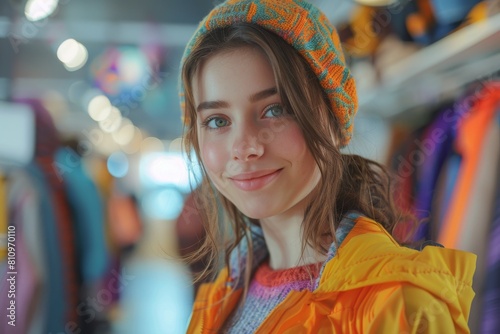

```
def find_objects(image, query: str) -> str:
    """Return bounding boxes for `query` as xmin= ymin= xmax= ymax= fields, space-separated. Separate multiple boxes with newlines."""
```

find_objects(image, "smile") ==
xmin=229 ymin=168 xmax=283 ymax=191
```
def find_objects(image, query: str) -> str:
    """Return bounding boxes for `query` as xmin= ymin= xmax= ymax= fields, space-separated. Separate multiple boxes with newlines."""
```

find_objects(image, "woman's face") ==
xmin=192 ymin=46 xmax=321 ymax=219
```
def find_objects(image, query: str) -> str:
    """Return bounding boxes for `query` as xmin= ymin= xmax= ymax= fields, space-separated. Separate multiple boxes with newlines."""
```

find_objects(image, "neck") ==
xmin=259 ymin=203 xmax=326 ymax=270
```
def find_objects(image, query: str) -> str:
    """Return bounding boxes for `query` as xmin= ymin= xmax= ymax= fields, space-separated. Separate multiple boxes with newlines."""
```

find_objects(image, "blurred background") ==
xmin=0 ymin=0 xmax=499 ymax=333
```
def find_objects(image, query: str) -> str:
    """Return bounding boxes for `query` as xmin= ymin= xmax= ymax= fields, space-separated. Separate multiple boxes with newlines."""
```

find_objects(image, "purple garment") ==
xmin=413 ymin=101 xmax=467 ymax=241
xmin=1 ymin=216 xmax=37 ymax=334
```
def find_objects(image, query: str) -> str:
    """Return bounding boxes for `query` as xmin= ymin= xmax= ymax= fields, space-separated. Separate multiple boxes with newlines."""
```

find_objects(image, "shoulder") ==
xmin=316 ymin=216 xmax=476 ymax=332
xmin=320 ymin=216 xmax=476 ymax=289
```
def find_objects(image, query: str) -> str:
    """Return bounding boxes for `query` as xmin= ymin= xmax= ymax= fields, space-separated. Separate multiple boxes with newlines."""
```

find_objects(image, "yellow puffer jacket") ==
xmin=187 ymin=217 xmax=476 ymax=333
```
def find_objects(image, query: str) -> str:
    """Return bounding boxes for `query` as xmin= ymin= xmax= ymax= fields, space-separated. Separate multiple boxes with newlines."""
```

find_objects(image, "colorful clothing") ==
xmin=187 ymin=215 xmax=476 ymax=333
xmin=225 ymin=214 xmax=356 ymax=333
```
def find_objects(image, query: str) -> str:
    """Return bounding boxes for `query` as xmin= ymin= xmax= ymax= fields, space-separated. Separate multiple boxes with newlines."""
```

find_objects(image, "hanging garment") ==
xmin=480 ymin=110 xmax=500 ymax=334
xmin=390 ymin=132 xmax=420 ymax=243
xmin=15 ymin=98 xmax=80 ymax=332
xmin=54 ymin=147 xmax=110 ymax=284
xmin=458 ymin=109 xmax=500 ymax=333
xmin=9 ymin=169 xmax=48 ymax=333
xmin=24 ymin=163 xmax=67 ymax=332
xmin=412 ymin=101 xmax=464 ymax=240
xmin=431 ymin=153 xmax=462 ymax=239
xmin=0 ymin=225 xmax=37 ymax=334
xmin=439 ymin=83 xmax=500 ymax=247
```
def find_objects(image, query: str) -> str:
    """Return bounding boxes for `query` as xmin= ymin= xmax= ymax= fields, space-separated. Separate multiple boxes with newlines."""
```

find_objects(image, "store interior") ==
xmin=1 ymin=0 xmax=499 ymax=333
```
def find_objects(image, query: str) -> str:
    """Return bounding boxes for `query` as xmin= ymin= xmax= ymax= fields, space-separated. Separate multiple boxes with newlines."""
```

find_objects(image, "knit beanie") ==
xmin=180 ymin=0 xmax=358 ymax=147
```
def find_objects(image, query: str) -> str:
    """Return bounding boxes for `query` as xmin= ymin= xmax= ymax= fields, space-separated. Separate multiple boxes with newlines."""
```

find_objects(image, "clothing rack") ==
xmin=358 ymin=13 xmax=500 ymax=119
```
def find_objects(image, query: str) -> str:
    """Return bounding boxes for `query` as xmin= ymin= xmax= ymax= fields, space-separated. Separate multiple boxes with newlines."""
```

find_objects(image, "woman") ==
xmin=179 ymin=0 xmax=476 ymax=332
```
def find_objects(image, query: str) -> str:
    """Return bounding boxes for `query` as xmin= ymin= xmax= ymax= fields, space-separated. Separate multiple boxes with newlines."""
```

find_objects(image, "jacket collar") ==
xmin=227 ymin=211 xmax=362 ymax=289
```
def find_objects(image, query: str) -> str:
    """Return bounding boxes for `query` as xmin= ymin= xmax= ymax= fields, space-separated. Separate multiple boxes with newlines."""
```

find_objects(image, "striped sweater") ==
xmin=224 ymin=212 xmax=358 ymax=333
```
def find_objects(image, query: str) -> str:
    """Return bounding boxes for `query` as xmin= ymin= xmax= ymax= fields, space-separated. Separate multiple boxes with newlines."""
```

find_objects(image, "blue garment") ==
xmin=436 ymin=153 xmax=462 ymax=234
xmin=25 ymin=163 xmax=66 ymax=333
xmin=55 ymin=148 xmax=109 ymax=283
xmin=431 ymin=0 xmax=482 ymax=25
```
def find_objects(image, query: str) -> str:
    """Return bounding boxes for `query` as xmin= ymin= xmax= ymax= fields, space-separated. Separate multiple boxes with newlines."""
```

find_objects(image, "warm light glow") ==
xmin=112 ymin=118 xmax=135 ymax=146
xmin=88 ymin=95 xmax=112 ymax=121
xmin=98 ymin=106 xmax=122 ymax=133
xmin=168 ymin=137 xmax=183 ymax=152
xmin=140 ymin=137 xmax=165 ymax=153
xmin=122 ymin=127 xmax=143 ymax=154
xmin=25 ymin=0 xmax=58 ymax=22
xmin=94 ymin=132 xmax=120 ymax=156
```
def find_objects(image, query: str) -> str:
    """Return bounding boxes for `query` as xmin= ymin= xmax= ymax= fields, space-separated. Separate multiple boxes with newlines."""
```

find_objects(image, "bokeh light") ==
xmin=98 ymin=106 xmax=122 ymax=133
xmin=57 ymin=39 xmax=88 ymax=71
xmin=87 ymin=95 xmax=112 ymax=121
xmin=122 ymin=126 xmax=143 ymax=155
xmin=107 ymin=152 xmax=129 ymax=178
xmin=112 ymin=118 xmax=135 ymax=146
xmin=141 ymin=188 xmax=184 ymax=220
xmin=140 ymin=137 xmax=165 ymax=153
xmin=139 ymin=152 xmax=202 ymax=193
xmin=25 ymin=0 xmax=59 ymax=22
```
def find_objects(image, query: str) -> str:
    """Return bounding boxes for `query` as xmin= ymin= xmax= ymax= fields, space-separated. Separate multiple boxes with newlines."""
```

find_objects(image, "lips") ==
xmin=229 ymin=168 xmax=283 ymax=191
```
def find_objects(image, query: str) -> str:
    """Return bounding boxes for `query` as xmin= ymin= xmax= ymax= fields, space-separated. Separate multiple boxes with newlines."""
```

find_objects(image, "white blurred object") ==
xmin=57 ymin=38 xmax=89 ymax=71
xmin=112 ymin=260 xmax=193 ymax=334
xmin=25 ymin=0 xmax=59 ymax=22
xmin=0 ymin=102 xmax=35 ymax=165
xmin=88 ymin=94 xmax=112 ymax=121
xmin=139 ymin=152 xmax=202 ymax=193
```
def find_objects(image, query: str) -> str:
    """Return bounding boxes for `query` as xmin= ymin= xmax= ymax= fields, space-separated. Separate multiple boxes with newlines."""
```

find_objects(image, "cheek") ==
xmin=200 ymin=140 xmax=227 ymax=175
xmin=274 ymin=124 xmax=309 ymax=157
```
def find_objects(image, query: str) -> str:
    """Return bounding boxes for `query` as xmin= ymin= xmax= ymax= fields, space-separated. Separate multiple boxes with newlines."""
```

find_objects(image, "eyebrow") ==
xmin=196 ymin=100 xmax=229 ymax=112
xmin=196 ymin=87 xmax=278 ymax=112
xmin=249 ymin=87 xmax=278 ymax=102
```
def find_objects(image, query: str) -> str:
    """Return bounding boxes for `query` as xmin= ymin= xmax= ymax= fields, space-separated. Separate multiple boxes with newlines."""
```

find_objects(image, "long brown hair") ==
xmin=181 ymin=23 xmax=414 ymax=294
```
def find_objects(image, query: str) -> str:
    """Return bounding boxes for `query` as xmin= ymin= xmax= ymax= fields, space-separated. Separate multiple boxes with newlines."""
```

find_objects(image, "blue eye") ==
xmin=202 ymin=117 xmax=229 ymax=130
xmin=264 ymin=104 xmax=285 ymax=118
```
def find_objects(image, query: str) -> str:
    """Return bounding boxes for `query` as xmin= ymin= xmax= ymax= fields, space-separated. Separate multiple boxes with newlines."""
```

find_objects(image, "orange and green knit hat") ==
xmin=180 ymin=0 xmax=358 ymax=146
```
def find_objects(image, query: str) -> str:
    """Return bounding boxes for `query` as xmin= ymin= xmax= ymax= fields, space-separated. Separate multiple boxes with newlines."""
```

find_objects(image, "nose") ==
xmin=232 ymin=124 xmax=264 ymax=161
